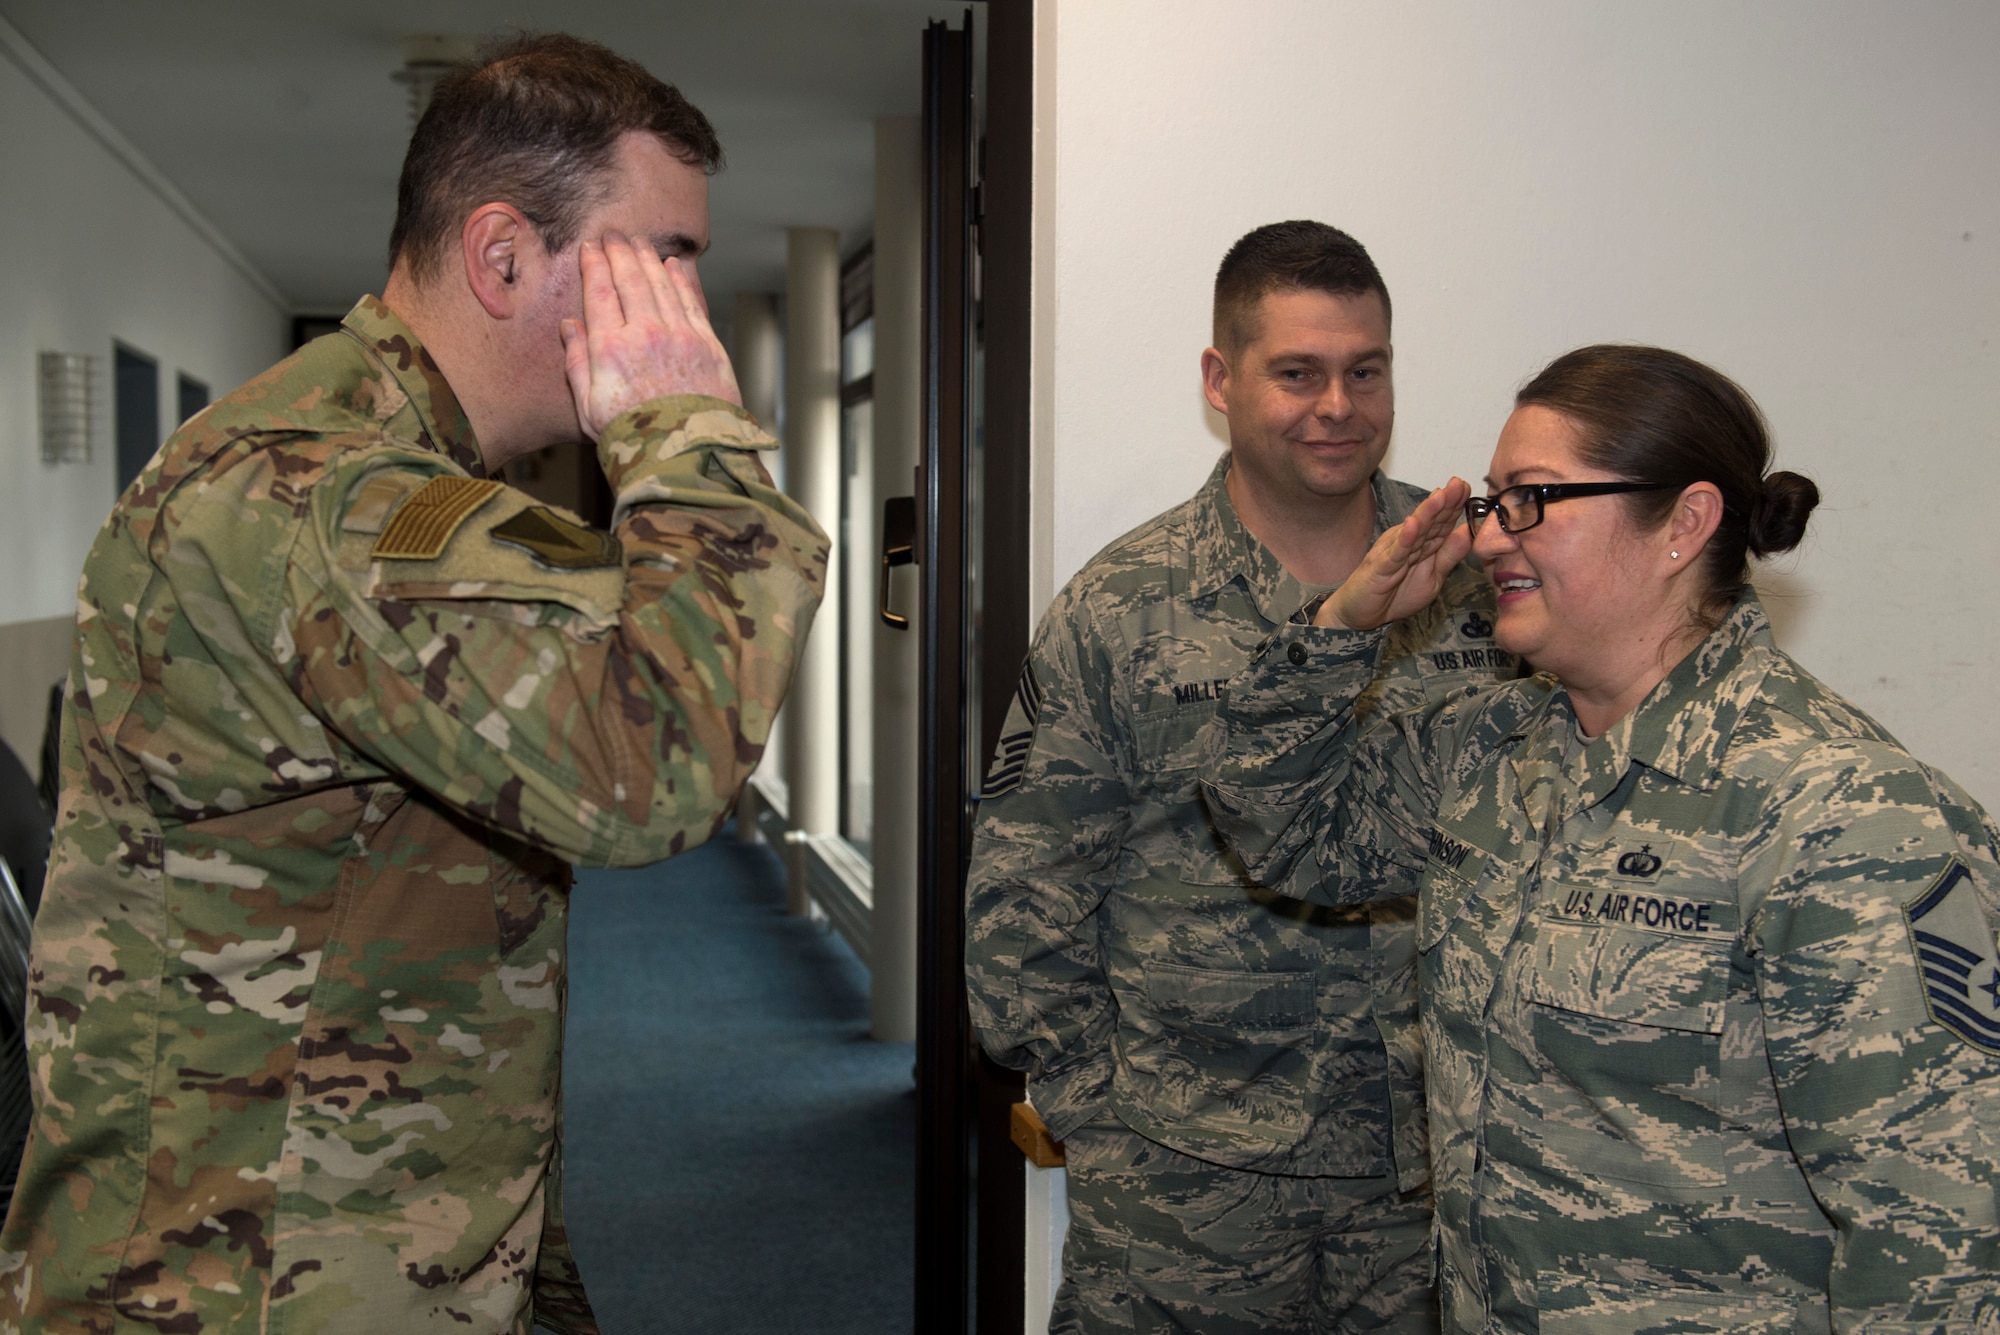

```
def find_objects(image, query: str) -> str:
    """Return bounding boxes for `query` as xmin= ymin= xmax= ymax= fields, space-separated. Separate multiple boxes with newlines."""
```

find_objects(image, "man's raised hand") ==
xmin=1315 ymin=478 xmax=1474 ymax=631
xmin=560 ymin=231 xmax=743 ymax=442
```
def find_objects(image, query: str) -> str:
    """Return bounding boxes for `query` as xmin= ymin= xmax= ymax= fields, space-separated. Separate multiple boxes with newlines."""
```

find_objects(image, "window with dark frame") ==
xmin=177 ymin=373 xmax=209 ymax=425
xmin=113 ymin=342 xmax=159 ymax=496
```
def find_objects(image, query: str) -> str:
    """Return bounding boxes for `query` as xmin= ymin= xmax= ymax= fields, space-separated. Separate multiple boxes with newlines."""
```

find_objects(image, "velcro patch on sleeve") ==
xmin=340 ymin=474 xmax=420 ymax=535
xmin=1905 ymin=860 xmax=2000 ymax=1055
xmin=490 ymin=506 xmax=623 ymax=570
xmin=371 ymin=476 xmax=504 ymax=560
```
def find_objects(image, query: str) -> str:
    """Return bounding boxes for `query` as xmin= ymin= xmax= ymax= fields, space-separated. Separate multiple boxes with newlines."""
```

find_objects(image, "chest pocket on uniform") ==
xmin=1134 ymin=699 xmax=1253 ymax=888
xmin=1524 ymin=914 xmax=1728 ymax=1034
xmin=1414 ymin=653 xmax=1508 ymax=706
xmin=1519 ymin=910 xmax=1733 ymax=1188
xmin=1395 ymin=600 xmax=1514 ymax=705
xmin=1128 ymin=960 xmax=1318 ymax=1141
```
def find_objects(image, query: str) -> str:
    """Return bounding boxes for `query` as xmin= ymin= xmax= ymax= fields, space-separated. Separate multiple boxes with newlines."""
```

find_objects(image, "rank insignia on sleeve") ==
xmin=371 ymin=475 xmax=503 ymax=560
xmin=490 ymin=506 xmax=624 ymax=570
xmin=980 ymin=661 xmax=1042 ymax=800
xmin=1904 ymin=860 xmax=2000 ymax=1055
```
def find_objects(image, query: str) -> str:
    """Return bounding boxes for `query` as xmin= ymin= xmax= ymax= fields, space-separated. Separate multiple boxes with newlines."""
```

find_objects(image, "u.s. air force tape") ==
xmin=1905 ymin=859 xmax=2000 ymax=1055
xmin=371 ymin=476 xmax=503 ymax=560
xmin=981 ymin=661 xmax=1043 ymax=800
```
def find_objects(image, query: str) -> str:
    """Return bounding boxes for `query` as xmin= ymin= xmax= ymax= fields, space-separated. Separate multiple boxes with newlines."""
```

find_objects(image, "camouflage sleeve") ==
xmin=283 ymin=393 xmax=828 ymax=867
xmin=1201 ymin=624 xmax=1446 ymax=905
xmin=964 ymin=592 xmax=1132 ymax=1139
xmin=1744 ymin=739 xmax=2000 ymax=1329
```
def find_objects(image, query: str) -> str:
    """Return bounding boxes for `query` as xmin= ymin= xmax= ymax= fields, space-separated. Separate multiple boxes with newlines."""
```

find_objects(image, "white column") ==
xmin=731 ymin=293 xmax=782 ymax=844
xmin=733 ymin=292 xmax=783 ymax=460
xmin=869 ymin=116 xmax=921 ymax=1042
xmin=782 ymin=228 xmax=842 ymax=915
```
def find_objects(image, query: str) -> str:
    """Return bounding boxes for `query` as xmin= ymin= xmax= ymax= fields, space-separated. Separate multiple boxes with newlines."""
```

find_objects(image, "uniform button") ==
xmin=1287 ymin=642 xmax=1308 ymax=665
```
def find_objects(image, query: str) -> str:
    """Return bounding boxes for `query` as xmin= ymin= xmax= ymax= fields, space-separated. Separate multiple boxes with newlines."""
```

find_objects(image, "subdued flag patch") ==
xmin=371 ymin=476 xmax=504 ymax=560
xmin=1905 ymin=860 xmax=2000 ymax=1055
xmin=981 ymin=661 xmax=1043 ymax=800
xmin=490 ymin=507 xmax=624 ymax=570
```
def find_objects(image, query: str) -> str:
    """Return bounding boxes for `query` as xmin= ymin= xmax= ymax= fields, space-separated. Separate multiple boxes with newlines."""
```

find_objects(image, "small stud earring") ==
xmin=1670 ymin=550 xmax=1679 ymax=559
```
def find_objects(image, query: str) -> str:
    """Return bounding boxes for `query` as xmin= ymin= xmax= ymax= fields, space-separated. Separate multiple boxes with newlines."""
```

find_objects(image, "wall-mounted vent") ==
xmin=38 ymin=352 xmax=95 ymax=464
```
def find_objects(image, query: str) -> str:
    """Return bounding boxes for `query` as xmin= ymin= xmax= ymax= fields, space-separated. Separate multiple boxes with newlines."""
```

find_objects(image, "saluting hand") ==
xmin=560 ymin=231 xmax=743 ymax=441
xmin=1316 ymin=478 xmax=1473 ymax=631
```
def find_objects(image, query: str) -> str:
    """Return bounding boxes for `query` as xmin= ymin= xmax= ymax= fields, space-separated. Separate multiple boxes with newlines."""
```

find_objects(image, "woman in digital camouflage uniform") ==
xmin=1203 ymin=344 xmax=2000 ymax=1335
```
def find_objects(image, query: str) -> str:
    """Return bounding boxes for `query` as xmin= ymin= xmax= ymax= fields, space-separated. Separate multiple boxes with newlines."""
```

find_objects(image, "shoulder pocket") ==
xmin=355 ymin=488 xmax=625 ymax=631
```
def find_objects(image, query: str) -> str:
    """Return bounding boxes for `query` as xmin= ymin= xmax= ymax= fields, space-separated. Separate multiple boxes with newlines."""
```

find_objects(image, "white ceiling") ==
xmin=0 ymin=0 xmax=966 ymax=312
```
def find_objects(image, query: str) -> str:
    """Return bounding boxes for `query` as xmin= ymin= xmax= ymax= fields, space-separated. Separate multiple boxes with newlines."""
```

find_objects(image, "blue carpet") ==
xmin=558 ymin=834 xmax=915 ymax=1333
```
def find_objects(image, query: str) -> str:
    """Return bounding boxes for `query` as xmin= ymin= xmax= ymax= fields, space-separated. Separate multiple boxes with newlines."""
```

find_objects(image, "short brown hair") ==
xmin=1517 ymin=344 xmax=1820 ymax=629
xmin=1213 ymin=221 xmax=1391 ymax=354
xmin=388 ymin=32 xmax=723 ymax=283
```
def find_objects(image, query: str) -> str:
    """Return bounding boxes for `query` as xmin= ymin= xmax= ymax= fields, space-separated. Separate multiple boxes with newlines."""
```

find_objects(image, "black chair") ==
xmin=0 ymin=733 xmax=48 ymax=1219
xmin=0 ymin=736 xmax=48 ymax=916
xmin=0 ymin=858 xmax=29 ymax=1215
xmin=35 ymin=682 xmax=60 ymax=839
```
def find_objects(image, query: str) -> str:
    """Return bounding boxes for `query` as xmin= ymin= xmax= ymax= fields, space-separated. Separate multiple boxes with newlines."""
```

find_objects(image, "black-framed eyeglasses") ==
xmin=1464 ymin=481 xmax=1678 ymax=534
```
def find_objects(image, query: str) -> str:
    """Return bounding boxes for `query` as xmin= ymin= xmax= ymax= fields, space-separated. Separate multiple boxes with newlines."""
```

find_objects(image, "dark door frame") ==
xmin=974 ymin=2 xmax=1035 ymax=1333
xmin=915 ymin=15 xmax=977 ymax=1331
xmin=915 ymin=3 xmax=1036 ymax=1329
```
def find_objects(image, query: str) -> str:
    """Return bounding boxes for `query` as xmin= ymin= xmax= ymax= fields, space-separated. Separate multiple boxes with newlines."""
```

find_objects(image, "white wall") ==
xmin=0 ymin=20 xmax=289 ymax=628
xmin=1033 ymin=0 xmax=2000 ymax=808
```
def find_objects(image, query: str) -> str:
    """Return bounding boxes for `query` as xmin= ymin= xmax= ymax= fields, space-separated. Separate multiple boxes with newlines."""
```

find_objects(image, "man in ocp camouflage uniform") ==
xmin=0 ymin=34 xmax=826 ymax=1335
xmin=965 ymin=222 xmax=1510 ymax=1332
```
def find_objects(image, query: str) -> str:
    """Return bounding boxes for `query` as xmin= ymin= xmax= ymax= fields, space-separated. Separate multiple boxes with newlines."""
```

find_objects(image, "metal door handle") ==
xmin=880 ymin=494 xmax=916 ymax=629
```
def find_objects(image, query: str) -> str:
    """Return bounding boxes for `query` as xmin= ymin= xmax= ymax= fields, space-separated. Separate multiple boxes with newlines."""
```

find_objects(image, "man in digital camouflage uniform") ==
xmin=965 ymin=222 xmax=1510 ymax=1332
xmin=0 ymin=35 xmax=826 ymax=1335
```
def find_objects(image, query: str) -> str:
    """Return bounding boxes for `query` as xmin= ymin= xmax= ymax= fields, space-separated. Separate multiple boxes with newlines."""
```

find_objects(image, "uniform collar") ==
xmin=1544 ymin=593 xmax=1776 ymax=807
xmin=1188 ymin=455 xmax=1400 ymax=623
xmin=340 ymin=295 xmax=489 ymax=479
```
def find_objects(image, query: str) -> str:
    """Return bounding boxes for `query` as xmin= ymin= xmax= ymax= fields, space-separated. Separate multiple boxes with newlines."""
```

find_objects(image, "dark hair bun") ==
xmin=1748 ymin=470 xmax=1819 ymax=556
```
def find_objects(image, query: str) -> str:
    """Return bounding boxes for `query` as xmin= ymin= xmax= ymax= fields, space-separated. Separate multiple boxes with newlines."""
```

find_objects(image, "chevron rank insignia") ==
xmin=1905 ymin=860 xmax=2000 ymax=1055
xmin=371 ymin=476 xmax=503 ymax=560
xmin=490 ymin=506 xmax=624 ymax=570
xmin=981 ymin=661 xmax=1043 ymax=800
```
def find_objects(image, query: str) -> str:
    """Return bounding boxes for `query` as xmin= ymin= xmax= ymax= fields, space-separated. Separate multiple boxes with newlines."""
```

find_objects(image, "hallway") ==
xmin=561 ymin=832 xmax=916 ymax=1333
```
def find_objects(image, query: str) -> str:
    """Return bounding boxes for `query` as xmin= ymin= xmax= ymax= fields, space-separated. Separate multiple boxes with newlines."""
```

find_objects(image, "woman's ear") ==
xmin=1667 ymin=481 xmax=1725 ymax=566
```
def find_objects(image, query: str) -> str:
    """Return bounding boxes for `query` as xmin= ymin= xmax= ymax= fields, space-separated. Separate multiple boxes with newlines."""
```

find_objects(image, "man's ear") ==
xmin=462 ymin=203 xmax=533 ymax=319
xmin=1201 ymin=346 xmax=1233 ymax=416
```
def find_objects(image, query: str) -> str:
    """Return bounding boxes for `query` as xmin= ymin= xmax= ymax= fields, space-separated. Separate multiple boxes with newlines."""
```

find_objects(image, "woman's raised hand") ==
xmin=1315 ymin=478 xmax=1473 ymax=631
